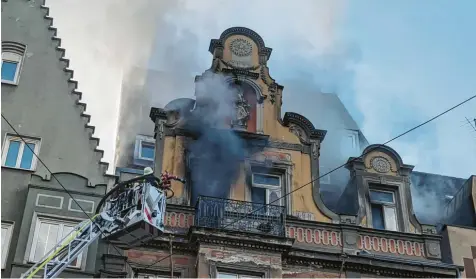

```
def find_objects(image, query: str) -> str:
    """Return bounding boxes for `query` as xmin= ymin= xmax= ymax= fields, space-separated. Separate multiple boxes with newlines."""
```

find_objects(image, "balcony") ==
xmin=194 ymin=196 xmax=286 ymax=237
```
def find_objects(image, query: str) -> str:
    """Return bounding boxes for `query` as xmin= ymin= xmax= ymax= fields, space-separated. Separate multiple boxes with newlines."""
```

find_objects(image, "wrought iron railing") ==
xmin=194 ymin=196 xmax=286 ymax=237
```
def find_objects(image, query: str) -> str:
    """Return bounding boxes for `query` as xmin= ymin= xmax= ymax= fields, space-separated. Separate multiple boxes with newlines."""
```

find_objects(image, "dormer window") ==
xmin=369 ymin=189 xmax=398 ymax=231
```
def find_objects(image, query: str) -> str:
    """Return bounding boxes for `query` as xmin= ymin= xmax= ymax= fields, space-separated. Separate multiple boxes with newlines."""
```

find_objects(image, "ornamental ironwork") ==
xmin=195 ymin=196 xmax=286 ymax=237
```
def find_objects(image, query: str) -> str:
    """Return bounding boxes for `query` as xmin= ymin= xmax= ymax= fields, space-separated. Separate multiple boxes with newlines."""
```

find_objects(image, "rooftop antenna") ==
xmin=465 ymin=117 xmax=476 ymax=133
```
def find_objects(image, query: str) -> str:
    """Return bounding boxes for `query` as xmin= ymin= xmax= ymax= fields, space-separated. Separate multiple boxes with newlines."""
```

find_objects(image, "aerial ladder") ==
xmin=20 ymin=167 xmax=185 ymax=279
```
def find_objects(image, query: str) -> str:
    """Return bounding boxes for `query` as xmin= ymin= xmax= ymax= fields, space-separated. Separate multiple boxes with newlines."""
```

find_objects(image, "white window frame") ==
xmin=139 ymin=140 xmax=155 ymax=161
xmin=1 ymin=134 xmax=41 ymax=171
xmin=369 ymin=189 xmax=399 ymax=231
xmin=251 ymin=173 xmax=283 ymax=206
xmin=217 ymin=271 xmax=262 ymax=278
xmin=345 ymin=129 xmax=360 ymax=155
xmin=1 ymin=222 xmax=14 ymax=269
xmin=2 ymin=51 xmax=24 ymax=85
xmin=28 ymin=216 xmax=84 ymax=269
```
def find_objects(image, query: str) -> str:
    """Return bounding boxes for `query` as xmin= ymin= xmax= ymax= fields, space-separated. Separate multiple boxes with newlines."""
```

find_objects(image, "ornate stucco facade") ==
xmin=100 ymin=27 xmax=465 ymax=278
xmin=3 ymin=1 xmax=475 ymax=277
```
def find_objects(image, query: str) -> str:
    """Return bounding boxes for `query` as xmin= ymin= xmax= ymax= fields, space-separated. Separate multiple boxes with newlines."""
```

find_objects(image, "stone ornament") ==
xmin=289 ymin=124 xmax=307 ymax=143
xmin=370 ymin=156 xmax=391 ymax=173
xmin=231 ymin=88 xmax=251 ymax=130
xmin=230 ymin=38 xmax=253 ymax=57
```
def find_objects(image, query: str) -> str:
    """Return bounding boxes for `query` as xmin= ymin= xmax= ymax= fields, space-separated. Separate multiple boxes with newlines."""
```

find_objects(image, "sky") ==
xmin=46 ymin=0 xmax=476 ymax=179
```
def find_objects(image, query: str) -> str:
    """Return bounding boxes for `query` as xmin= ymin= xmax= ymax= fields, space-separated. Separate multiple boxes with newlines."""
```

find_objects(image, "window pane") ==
xmin=1 ymin=61 xmax=18 ymax=81
xmin=384 ymin=206 xmax=398 ymax=231
xmin=251 ymin=187 xmax=266 ymax=204
xmin=20 ymin=143 xmax=35 ymax=169
xmin=268 ymin=189 xmax=281 ymax=206
xmin=218 ymin=273 xmax=238 ymax=279
xmin=371 ymin=204 xmax=385 ymax=230
xmin=253 ymin=174 xmax=280 ymax=186
xmin=5 ymin=140 xmax=20 ymax=167
xmin=141 ymin=142 xmax=155 ymax=159
xmin=369 ymin=190 xmax=394 ymax=203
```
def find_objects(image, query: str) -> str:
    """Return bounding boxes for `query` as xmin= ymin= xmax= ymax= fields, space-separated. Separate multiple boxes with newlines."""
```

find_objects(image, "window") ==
xmin=29 ymin=216 xmax=83 ymax=268
xmin=1 ymin=222 xmax=14 ymax=269
xmin=1 ymin=135 xmax=40 ymax=170
xmin=251 ymin=173 xmax=282 ymax=207
xmin=343 ymin=129 xmax=359 ymax=157
xmin=136 ymin=270 xmax=179 ymax=278
xmin=217 ymin=271 xmax=262 ymax=278
xmin=135 ymin=135 xmax=155 ymax=164
xmin=139 ymin=141 xmax=155 ymax=160
xmin=369 ymin=189 xmax=398 ymax=231
xmin=1 ymin=41 xmax=26 ymax=85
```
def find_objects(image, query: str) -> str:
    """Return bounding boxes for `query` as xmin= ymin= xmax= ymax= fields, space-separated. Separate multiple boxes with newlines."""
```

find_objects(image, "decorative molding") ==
xmin=283 ymin=112 xmax=327 ymax=141
xmin=291 ymin=212 xmax=316 ymax=221
xmin=221 ymin=59 xmax=260 ymax=71
xmin=35 ymin=194 xmax=64 ymax=209
xmin=209 ymin=27 xmax=273 ymax=63
xmin=230 ymin=38 xmax=253 ymax=57
xmin=221 ymin=68 xmax=260 ymax=79
xmin=251 ymin=151 xmax=292 ymax=163
xmin=370 ymin=156 xmax=391 ymax=173
xmin=287 ymin=226 xmax=342 ymax=247
xmin=358 ymin=235 xmax=425 ymax=257
xmin=289 ymin=124 xmax=308 ymax=143
xmin=267 ymin=140 xmax=308 ymax=153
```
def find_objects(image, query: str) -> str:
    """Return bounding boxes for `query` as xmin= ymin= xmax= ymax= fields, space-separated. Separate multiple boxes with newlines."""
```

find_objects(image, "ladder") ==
xmin=21 ymin=214 xmax=110 ymax=279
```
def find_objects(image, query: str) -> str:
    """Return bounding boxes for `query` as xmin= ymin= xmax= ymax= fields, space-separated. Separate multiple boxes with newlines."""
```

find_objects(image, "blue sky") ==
xmin=48 ymin=0 xmax=476 ymax=178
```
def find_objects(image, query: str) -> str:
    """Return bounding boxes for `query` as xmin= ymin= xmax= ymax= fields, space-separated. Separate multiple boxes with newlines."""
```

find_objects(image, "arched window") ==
xmin=2 ymin=41 xmax=26 ymax=85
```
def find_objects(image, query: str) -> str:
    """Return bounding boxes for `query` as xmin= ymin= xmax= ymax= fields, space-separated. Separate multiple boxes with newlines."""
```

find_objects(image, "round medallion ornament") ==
xmin=230 ymin=38 xmax=252 ymax=57
xmin=371 ymin=156 xmax=391 ymax=173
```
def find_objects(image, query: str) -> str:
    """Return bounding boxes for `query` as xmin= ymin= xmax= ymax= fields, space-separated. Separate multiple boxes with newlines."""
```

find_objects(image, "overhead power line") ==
xmin=0 ymin=114 xmax=139 ymax=274
xmin=136 ymin=93 xmax=476 ymax=269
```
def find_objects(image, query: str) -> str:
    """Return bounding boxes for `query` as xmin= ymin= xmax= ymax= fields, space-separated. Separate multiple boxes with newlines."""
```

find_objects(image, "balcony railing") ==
xmin=195 ymin=196 xmax=286 ymax=237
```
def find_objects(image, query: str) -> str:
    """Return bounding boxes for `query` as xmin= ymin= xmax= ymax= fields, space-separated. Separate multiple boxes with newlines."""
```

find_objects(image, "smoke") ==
xmin=410 ymin=172 xmax=466 ymax=224
xmin=178 ymin=73 xmax=246 ymax=203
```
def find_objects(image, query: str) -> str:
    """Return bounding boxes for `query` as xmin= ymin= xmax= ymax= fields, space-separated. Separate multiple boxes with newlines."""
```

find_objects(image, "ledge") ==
xmin=189 ymin=226 xmax=295 ymax=253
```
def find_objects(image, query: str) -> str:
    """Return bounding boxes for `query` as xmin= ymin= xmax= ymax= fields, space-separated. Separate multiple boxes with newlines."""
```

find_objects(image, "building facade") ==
xmin=441 ymin=176 xmax=476 ymax=278
xmin=103 ymin=27 xmax=466 ymax=278
xmin=3 ymin=1 xmax=475 ymax=278
xmin=1 ymin=0 xmax=114 ymax=277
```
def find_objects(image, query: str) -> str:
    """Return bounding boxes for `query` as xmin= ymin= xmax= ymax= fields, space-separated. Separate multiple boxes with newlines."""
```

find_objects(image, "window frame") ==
xmin=212 ymin=263 xmax=266 ymax=278
xmin=344 ymin=129 xmax=360 ymax=156
xmin=369 ymin=189 xmax=399 ymax=231
xmin=251 ymin=172 xmax=283 ymax=206
xmin=2 ymin=50 xmax=24 ymax=85
xmin=138 ymin=140 xmax=155 ymax=161
xmin=1 ymin=134 xmax=41 ymax=171
xmin=134 ymin=268 xmax=181 ymax=278
xmin=1 ymin=221 xmax=14 ymax=269
xmin=27 ymin=215 xmax=85 ymax=269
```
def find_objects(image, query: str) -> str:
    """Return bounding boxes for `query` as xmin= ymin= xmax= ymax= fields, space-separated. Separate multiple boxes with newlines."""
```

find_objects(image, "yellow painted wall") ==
xmin=157 ymin=34 xmax=332 ymax=223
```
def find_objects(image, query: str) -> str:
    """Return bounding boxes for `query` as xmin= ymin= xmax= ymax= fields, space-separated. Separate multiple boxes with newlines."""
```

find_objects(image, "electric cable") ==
xmin=136 ymin=93 xmax=476 ymax=270
xmin=1 ymin=114 xmax=139 ymax=277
